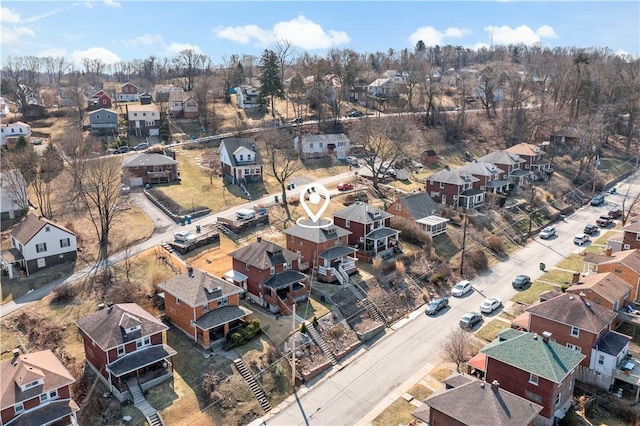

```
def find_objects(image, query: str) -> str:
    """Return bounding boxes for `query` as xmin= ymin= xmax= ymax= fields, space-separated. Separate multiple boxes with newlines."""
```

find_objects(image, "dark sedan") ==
xmin=425 ymin=297 xmax=449 ymax=315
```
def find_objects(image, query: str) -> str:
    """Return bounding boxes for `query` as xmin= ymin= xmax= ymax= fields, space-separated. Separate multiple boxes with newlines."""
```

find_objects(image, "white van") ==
xmin=236 ymin=208 xmax=256 ymax=221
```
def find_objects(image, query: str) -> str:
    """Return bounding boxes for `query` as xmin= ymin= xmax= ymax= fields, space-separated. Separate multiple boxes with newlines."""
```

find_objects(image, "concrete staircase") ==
xmin=233 ymin=359 xmax=271 ymax=413
xmin=304 ymin=321 xmax=337 ymax=365
xmin=127 ymin=379 xmax=164 ymax=426
xmin=348 ymin=283 xmax=386 ymax=325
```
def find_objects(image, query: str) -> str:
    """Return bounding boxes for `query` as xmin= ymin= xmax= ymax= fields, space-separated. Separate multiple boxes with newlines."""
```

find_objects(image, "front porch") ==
xmin=317 ymin=245 xmax=358 ymax=284
xmin=485 ymin=180 xmax=510 ymax=194
xmin=194 ymin=304 xmax=254 ymax=348
xmin=416 ymin=216 xmax=449 ymax=238
xmin=264 ymin=270 xmax=309 ymax=314
xmin=612 ymin=349 xmax=640 ymax=402
xmin=459 ymin=189 xmax=484 ymax=208
xmin=1 ymin=248 xmax=26 ymax=278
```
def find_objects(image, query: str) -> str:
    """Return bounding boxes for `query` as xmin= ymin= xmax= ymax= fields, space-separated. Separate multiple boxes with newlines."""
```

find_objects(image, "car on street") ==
xmin=337 ymin=182 xmax=354 ymax=191
xmin=290 ymin=117 xmax=303 ymax=124
xmin=347 ymin=110 xmax=363 ymax=118
xmin=113 ymin=146 xmax=130 ymax=154
xmin=459 ymin=312 xmax=483 ymax=330
xmin=345 ymin=156 xmax=359 ymax=166
xmin=452 ymin=280 xmax=473 ymax=297
xmin=596 ymin=215 xmax=613 ymax=227
xmin=583 ymin=224 xmax=599 ymax=235
xmin=539 ymin=226 xmax=556 ymax=239
xmin=425 ymin=297 xmax=449 ymax=315
xmin=134 ymin=142 xmax=149 ymax=151
xmin=573 ymin=233 xmax=590 ymax=246
xmin=512 ymin=274 xmax=531 ymax=289
xmin=608 ymin=207 xmax=622 ymax=219
xmin=590 ymin=194 xmax=605 ymax=206
xmin=480 ymin=297 xmax=502 ymax=314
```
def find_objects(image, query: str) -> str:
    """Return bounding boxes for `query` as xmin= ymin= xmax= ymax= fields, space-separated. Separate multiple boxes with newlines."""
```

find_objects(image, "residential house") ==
xmin=386 ymin=193 xmax=448 ymax=237
xmin=458 ymin=159 xmax=510 ymax=195
xmin=0 ymin=349 xmax=79 ymax=426
xmin=0 ymin=121 xmax=31 ymax=149
xmin=122 ymin=153 xmax=179 ymax=186
xmin=283 ymin=219 xmax=357 ymax=284
xmin=117 ymin=82 xmax=140 ymax=102
xmin=219 ymin=138 xmax=263 ymax=184
xmin=0 ymin=97 xmax=16 ymax=117
xmin=566 ymin=272 xmax=632 ymax=311
xmin=368 ymin=70 xmax=406 ymax=97
xmin=608 ymin=216 xmax=640 ymax=252
xmin=293 ymin=133 xmax=350 ymax=160
xmin=225 ymin=237 xmax=309 ymax=315
xmin=333 ymin=202 xmax=400 ymax=260
xmin=168 ymin=91 xmax=198 ymax=119
xmin=468 ymin=330 xmax=585 ymax=425
xmin=89 ymin=108 xmax=118 ymax=136
xmin=75 ymin=303 xmax=177 ymax=401
xmin=506 ymin=143 xmax=552 ymax=180
xmin=0 ymin=169 xmax=27 ymax=221
xmin=127 ymin=104 xmax=160 ymax=137
xmin=139 ymin=92 xmax=153 ymax=105
xmin=348 ymin=82 xmax=368 ymax=105
xmin=425 ymin=167 xmax=484 ymax=208
xmin=550 ymin=127 xmax=580 ymax=153
xmin=235 ymin=84 xmax=261 ymax=109
xmin=158 ymin=268 xmax=252 ymax=348
xmin=413 ymin=374 xmax=542 ymax=426
xmin=88 ymin=92 xmax=113 ymax=110
xmin=583 ymin=248 xmax=640 ymax=302
xmin=420 ymin=149 xmax=438 ymax=165
xmin=478 ymin=150 xmax=530 ymax=185
xmin=153 ymin=85 xmax=181 ymax=104
xmin=1 ymin=214 xmax=77 ymax=278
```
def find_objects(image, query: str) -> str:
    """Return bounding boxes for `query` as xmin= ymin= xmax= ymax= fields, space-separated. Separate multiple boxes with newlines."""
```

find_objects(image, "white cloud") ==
xmin=215 ymin=15 xmax=349 ymax=50
xmin=1 ymin=26 xmax=35 ymax=44
xmin=122 ymin=33 xmax=163 ymax=48
xmin=485 ymin=25 xmax=558 ymax=46
xmin=103 ymin=0 xmax=121 ymax=9
xmin=408 ymin=26 xmax=470 ymax=46
xmin=38 ymin=47 xmax=68 ymax=58
xmin=71 ymin=47 xmax=121 ymax=65
xmin=164 ymin=42 xmax=202 ymax=55
xmin=0 ymin=7 xmax=21 ymax=23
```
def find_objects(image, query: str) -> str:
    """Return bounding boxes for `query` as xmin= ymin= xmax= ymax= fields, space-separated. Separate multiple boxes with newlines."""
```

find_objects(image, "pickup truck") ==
xmin=596 ymin=215 xmax=613 ymax=227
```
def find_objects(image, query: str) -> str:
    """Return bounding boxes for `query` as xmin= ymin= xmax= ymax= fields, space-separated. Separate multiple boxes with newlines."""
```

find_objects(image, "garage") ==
xmin=129 ymin=177 xmax=144 ymax=186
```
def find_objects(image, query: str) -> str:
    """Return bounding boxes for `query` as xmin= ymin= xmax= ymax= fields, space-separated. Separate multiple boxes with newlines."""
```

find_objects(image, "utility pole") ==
xmin=528 ymin=182 xmax=535 ymax=237
xmin=460 ymin=212 xmax=467 ymax=277
xmin=592 ymin=155 xmax=599 ymax=193
xmin=291 ymin=304 xmax=296 ymax=387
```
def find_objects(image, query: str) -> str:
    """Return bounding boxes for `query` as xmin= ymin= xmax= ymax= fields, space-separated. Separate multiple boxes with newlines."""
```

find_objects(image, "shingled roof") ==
xmin=390 ymin=192 xmax=439 ymax=220
xmin=283 ymin=219 xmax=351 ymax=243
xmin=229 ymin=239 xmax=299 ymax=269
xmin=157 ymin=269 xmax=244 ymax=307
xmin=11 ymin=213 xmax=75 ymax=245
xmin=566 ymin=272 xmax=632 ymax=305
xmin=426 ymin=168 xmax=478 ymax=186
xmin=585 ymin=249 xmax=640 ymax=273
xmin=122 ymin=153 xmax=178 ymax=168
xmin=333 ymin=202 xmax=393 ymax=223
xmin=219 ymin=138 xmax=260 ymax=167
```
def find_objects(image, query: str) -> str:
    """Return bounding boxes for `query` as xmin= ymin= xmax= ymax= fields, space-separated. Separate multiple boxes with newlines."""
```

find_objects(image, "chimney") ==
xmin=579 ymin=291 xmax=586 ymax=297
xmin=187 ymin=266 xmax=194 ymax=277
xmin=605 ymin=246 xmax=613 ymax=257
xmin=542 ymin=331 xmax=552 ymax=343
xmin=491 ymin=380 xmax=499 ymax=391
xmin=257 ymin=236 xmax=262 ymax=243
xmin=572 ymin=271 xmax=581 ymax=284
xmin=107 ymin=302 xmax=113 ymax=314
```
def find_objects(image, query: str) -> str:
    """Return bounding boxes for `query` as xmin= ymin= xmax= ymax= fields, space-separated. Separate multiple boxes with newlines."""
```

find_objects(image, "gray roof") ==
xmin=427 ymin=168 xmax=478 ymax=185
xmin=460 ymin=188 xmax=484 ymax=196
xmin=297 ymin=133 xmax=350 ymax=145
xmin=264 ymin=269 xmax=307 ymax=290
xmin=122 ymin=153 xmax=178 ymax=168
xmin=443 ymin=373 xmax=474 ymax=388
xmin=219 ymin=138 xmax=260 ymax=167
xmin=283 ymin=219 xmax=351 ymax=243
xmin=526 ymin=293 xmax=616 ymax=334
xmin=459 ymin=160 xmax=505 ymax=177
xmin=7 ymin=400 xmax=79 ymax=426
xmin=424 ymin=376 xmax=542 ymax=426
xmin=168 ymin=91 xmax=196 ymax=103
xmin=366 ymin=227 xmax=399 ymax=240
xmin=391 ymin=192 xmax=439 ymax=220
xmin=594 ymin=331 xmax=630 ymax=356
xmin=318 ymin=245 xmax=357 ymax=259
xmin=334 ymin=202 xmax=393 ymax=224
xmin=108 ymin=344 xmax=177 ymax=376
xmin=194 ymin=305 xmax=253 ymax=330
xmin=229 ymin=239 xmax=300 ymax=270
xmin=75 ymin=303 xmax=168 ymax=351
xmin=157 ymin=269 xmax=245 ymax=308
xmin=478 ymin=150 xmax=525 ymax=166
xmin=11 ymin=213 xmax=75 ymax=245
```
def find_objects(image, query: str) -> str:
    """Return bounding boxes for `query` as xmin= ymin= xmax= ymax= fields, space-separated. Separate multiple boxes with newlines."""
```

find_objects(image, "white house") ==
xmin=235 ymin=85 xmax=261 ymax=109
xmin=117 ymin=82 xmax=140 ymax=102
xmin=293 ymin=133 xmax=350 ymax=160
xmin=219 ymin=138 xmax=263 ymax=184
xmin=127 ymin=104 xmax=160 ymax=137
xmin=0 ymin=170 xmax=28 ymax=221
xmin=0 ymin=121 xmax=31 ymax=148
xmin=0 ymin=97 xmax=16 ymax=117
xmin=1 ymin=214 xmax=77 ymax=278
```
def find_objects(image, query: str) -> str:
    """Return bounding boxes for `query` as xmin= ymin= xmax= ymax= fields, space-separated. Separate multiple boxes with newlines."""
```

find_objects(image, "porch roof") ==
xmin=108 ymin=344 xmax=177 ymax=377
xmin=1 ymin=248 xmax=23 ymax=263
xmin=8 ymin=399 xmax=80 ymax=426
xmin=194 ymin=305 xmax=253 ymax=330
xmin=460 ymin=188 xmax=483 ymax=197
xmin=416 ymin=216 xmax=449 ymax=226
xmin=485 ymin=180 xmax=509 ymax=188
xmin=366 ymin=227 xmax=399 ymax=240
xmin=510 ymin=169 xmax=530 ymax=176
xmin=264 ymin=270 xmax=306 ymax=290
xmin=224 ymin=269 xmax=248 ymax=282
xmin=319 ymin=245 xmax=357 ymax=260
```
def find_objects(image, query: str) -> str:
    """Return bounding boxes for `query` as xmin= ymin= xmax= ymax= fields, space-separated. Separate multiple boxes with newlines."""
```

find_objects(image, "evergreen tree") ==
xmin=259 ymin=50 xmax=284 ymax=119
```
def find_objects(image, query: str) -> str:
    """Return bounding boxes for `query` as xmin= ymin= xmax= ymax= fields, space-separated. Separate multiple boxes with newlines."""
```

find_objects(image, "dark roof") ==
xmin=283 ymin=219 xmax=351 ymax=243
xmin=478 ymin=150 xmax=525 ymax=166
xmin=334 ymin=202 xmax=393 ymax=224
xmin=1 ymin=248 xmax=24 ymax=263
xmin=8 ymin=399 xmax=80 ymax=426
xmin=194 ymin=305 xmax=253 ymax=330
xmin=526 ymin=293 xmax=617 ymax=334
xmin=587 ymin=249 xmax=640 ymax=273
xmin=443 ymin=373 xmax=473 ymax=389
xmin=366 ymin=227 xmax=399 ymax=240
xmin=390 ymin=192 xmax=439 ymax=220
xmin=426 ymin=168 xmax=478 ymax=185
xmin=459 ymin=160 xmax=505 ymax=177
xmin=11 ymin=214 xmax=75 ymax=245
xmin=107 ymin=344 xmax=177 ymax=377
xmin=219 ymin=138 xmax=259 ymax=167
xmin=264 ymin=269 xmax=306 ymax=290
xmin=594 ymin=331 xmax=630 ymax=356
xmin=424 ymin=376 xmax=542 ymax=426
xmin=75 ymin=303 xmax=168 ymax=351
xmin=229 ymin=240 xmax=299 ymax=270
xmin=460 ymin=188 xmax=484 ymax=196
xmin=157 ymin=269 xmax=244 ymax=308
xmin=318 ymin=245 xmax=357 ymax=260
xmin=122 ymin=153 xmax=178 ymax=168
xmin=567 ymin=272 xmax=632 ymax=304
xmin=482 ymin=331 xmax=585 ymax=383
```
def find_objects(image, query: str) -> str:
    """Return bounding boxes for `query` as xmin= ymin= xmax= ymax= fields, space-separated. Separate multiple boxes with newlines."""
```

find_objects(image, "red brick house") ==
xmin=469 ymin=329 xmax=584 ymax=425
xmin=458 ymin=159 xmax=509 ymax=194
xmin=122 ymin=153 xmax=179 ymax=186
xmin=425 ymin=167 xmax=484 ymax=208
xmin=158 ymin=268 xmax=252 ymax=349
xmin=333 ymin=202 xmax=400 ymax=260
xmin=478 ymin=150 xmax=530 ymax=185
xmin=566 ymin=272 xmax=632 ymax=311
xmin=219 ymin=138 xmax=263 ymax=185
xmin=75 ymin=303 xmax=177 ymax=401
xmin=225 ymin=238 xmax=309 ymax=315
xmin=0 ymin=349 xmax=79 ymax=426
xmin=584 ymin=249 xmax=640 ymax=301
xmin=283 ymin=219 xmax=357 ymax=284
xmin=506 ymin=143 xmax=552 ymax=179
xmin=617 ymin=216 xmax=640 ymax=251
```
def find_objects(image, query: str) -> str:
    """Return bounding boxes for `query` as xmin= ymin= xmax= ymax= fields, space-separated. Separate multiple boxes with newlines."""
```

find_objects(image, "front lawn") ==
xmin=476 ymin=319 xmax=511 ymax=343
xmin=510 ymin=281 xmax=557 ymax=305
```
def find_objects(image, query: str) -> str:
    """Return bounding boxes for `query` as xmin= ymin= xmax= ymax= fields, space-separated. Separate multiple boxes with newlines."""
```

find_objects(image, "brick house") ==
xmin=614 ymin=217 xmax=640 ymax=252
xmin=219 ymin=138 xmax=263 ymax=184
xmin=283 ymin=219 xmax=357 ymax=284
xmin=505 ymin=142 xmax=552 ymax=179
xmin=458 ymin=159 xmax=509 ymax=194
xmin=414 ymin=374 xmax=542 ymax=426
xmin=126 ymin=104 xmax=160 ymax=137
xmin=225 ymin=238 xmax=309 ymax=315
xmin=478 ymin=150 xmax=530 ymax=185
xmin=158 ymin=268 xmax=252 ymax=349
xmin=168 ymin=91 xmax=198 ymax=119
xmin=88 ymin=92 xmax=113 ymax=110
xmin=122 ymin=153 xmax=179 ymax=186
xmin=566 ymin=272 xmax=632 ymax=311
xmin=333 ymin=202 xmax=400 ymax=260
xmin=75 ymin=303 xmax=177 ymax=401
xmin=469 ymin=329 xmax=584 ymax=425
xmin=293 ymin=133 xmax=350 ymax=160
xmin=117 ymin=82 xmax=140 ymax=102
xmin=386 ymin=193 xmax=449 ymax=237
xmin=0 ymin=349 xmax=79 ymax=426
xmin=425 ymin=167 xmax=484 ymax=208
xmin=583 ymin=249 xmax=640 ymax=301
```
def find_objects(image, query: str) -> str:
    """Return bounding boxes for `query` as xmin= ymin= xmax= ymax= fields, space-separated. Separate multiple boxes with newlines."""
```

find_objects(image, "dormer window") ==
xmin=240 ymin=154 xmax=244 ymax=161
xmin=270 ymin=266 xmax=275 ymax=275
xmin=45 ymin=226 xmax=50 ymax=232
xmin=21 ymin=379 xmax=43 ymax=391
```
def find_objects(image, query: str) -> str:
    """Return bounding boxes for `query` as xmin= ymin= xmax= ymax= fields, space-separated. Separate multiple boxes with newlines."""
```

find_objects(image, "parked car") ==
xmin=236 ymin=208 xmax=256 ymax=221
xmin=347 ymin=110 xmax=363 ymax=118
xmin=590 ymin=194 xmax=605 ymax=206
xmin=608 ymin=207 xmax=622 ymax=219
xmin=573 ymin=233 xmax=590 ymax=246
xmin=425 ymin=297 xmax=449 ymax=315
xmin=174 ymin=231 xmax=196 ymax=243
xmin=583 ymin=224 xmax=599 ymax=235
xmin=114 ymin=145 xmax=130 ymax=154
xmin=345 ymin=156 xmax=359 ymax=165
xmin=134 ymin=142 xmax=149 ymax=151
xmin=459 ymin=312 xmax=483 ymax=330
xmin=452 ymin=280 xmax=473 ymax=297
xmin=290 ymin=117 xmax=303 ymax=124
xmin=626 ymin=305 xmax=640 ymax=315
xmin=539 ymin=226 xmax=556 ymax=239
xmin=337 ymin=182 xmax=354 ymax=191
xmin=512 ymin=274 xmax=531 ymax=289
xmin=596 ymin=215 xmax=613 ymax=227
xmin=480 ymin=297 xmax=502 ymax=314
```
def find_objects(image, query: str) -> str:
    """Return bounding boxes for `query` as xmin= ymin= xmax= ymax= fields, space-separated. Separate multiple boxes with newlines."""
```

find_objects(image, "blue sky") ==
xmin=1 ymin=1 xmax=638 ymax=67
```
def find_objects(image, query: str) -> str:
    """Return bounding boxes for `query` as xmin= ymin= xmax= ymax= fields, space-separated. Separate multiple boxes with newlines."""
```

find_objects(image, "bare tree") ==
xmin=274 ymin=39 xmax=295 ymax=84
xmin=81 ymin=57 xmax=106 ymax=86
xmin=30 ymin=145 xmax=64 ymax=219
xmin=0 ymin=168 xmax=29 ymax=216
xmin=42 ymin=56 xmax=69 ymax=87
xmin=442 ymin=328 xmax=477 ymax=373
xmin=621 ymin=185 xmax=640 ymax=226
xmin=172 ymin=49 xmax=209 ymax=92
xmin=2 ymin=56 xmax=42 ymax=114
xmin=66 ymin=69 xmax=87 ymax=129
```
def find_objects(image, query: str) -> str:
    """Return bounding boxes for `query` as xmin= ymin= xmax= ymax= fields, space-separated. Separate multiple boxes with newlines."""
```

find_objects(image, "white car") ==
xmin=480 ymin=297 xmax=502 ymax=314
xmin=539 ymin=226 xmax=556 ymax=239
xmin=174 ymin=231 xmax=196 ymax=243
xmin=573 ymin=233 xmax=590 ymax=246
xmin=452 ymin=280 xmax=473 ymax=297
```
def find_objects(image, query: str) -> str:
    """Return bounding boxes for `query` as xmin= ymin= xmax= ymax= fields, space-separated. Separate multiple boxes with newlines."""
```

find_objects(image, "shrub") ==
xmin=486 ymin=235 xmax=504 ymax=252
xmin=52 ymin=283 xmax=78 ymax=303
xmin=395 ymin=260 xmax=405 ymax=277
xmin=390 ymin=216 xmax=432 ymax=247
xmin=467 ymin=248 xmax=488 ymax=273
xmin=201 ymin=368 xmax=222 ymax=403
xmin=382 ymin=261 xmax=396 ymax=273
xmin=421 ymin=289 xmax=430 ymax=303
xmin=372 ymin=257 xmax=382 ymax=272
xmin=106 ymin=280 xmax=144 ymax=304
xmin=288 ymin=196 xmax=300 ymax=205
xmin=146 ymin=187 xmax=209 ymax=216
xmin=226 ymin=319 xmax=262 ymax=348
xmin=430 ymin=274 xmax=445 ymax=285
xmin=300 ymin=323 xmax=308 ymax=334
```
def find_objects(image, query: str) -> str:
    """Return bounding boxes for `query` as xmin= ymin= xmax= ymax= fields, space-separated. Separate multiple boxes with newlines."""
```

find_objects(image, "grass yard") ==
xmin=371 ymin=399 xmax=418 ymax=426
xmin=476 ymin=319 xmax=511 ymax=343
xmin=511 ymin=281 xmax=557 ymax=305
xmin=540 ymin=268 xmax=575 ymax=286
xmin=555 ymin=254 xmax=586 ymax=273
xmin=429 ymin=364 xmax=458 ymax=382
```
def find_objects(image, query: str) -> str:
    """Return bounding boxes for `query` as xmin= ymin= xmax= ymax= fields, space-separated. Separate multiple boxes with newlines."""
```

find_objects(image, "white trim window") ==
xmin=566 ymin=343 xmax=582 ymax=353
xmin=571 ymin=326 xmax=579 ymax=337
xmin=270 ymin=266 xmax=275 ymax=275
xmin=218 ymin=296 xmax=229 ymax=307
xmin=36 ymin=243 xmax=47 ymax=253
xmin=60 ymin=238 xmax=70 ymax=248
xmin=136 ymin=336 xmax=151 ymax=349
xmin=529 ymin=373 xmax=539 ymax=386
xmin=14 ymin=402 xmax=24 ymax=414
xmin=555 ymin=392 xmax=562 ymax=407
xmin=117 ymin=345 xmax=125 ymax=357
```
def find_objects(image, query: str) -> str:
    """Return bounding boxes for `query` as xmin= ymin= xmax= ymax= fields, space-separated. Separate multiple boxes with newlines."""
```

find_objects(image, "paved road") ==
xmin=265 ymin=170 xmax=640 ymax=426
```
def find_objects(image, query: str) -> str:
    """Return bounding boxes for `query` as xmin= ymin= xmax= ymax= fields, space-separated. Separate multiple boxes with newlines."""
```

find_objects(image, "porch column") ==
xmin=224 ymin=323 xmax=229 ymax=337
xmin=202 ymin=328 xmax=210 ymax=347
xmin=636 ymin=385 xmax=639 ymax=404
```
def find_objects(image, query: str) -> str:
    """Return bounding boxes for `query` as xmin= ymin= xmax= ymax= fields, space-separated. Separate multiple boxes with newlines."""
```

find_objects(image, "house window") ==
xmin=529 ymin=373 xmax=539 ymax=386
xmin=598 ymin=354 xmax=605 ymax=365
xmin=246 ymin=262 xmax=250 ymax=270
xmin=14 ymin=402 xmax=24 ymax=414
xmin=107 ymin=114 xmax=111 ymax=118
xmin=555 ymin=392 xmax=562 ymax=407
xmin=270 ymin=266 xmax=275 ymax=275
xmin=345 ymin=219 xmax=350 ymax=228
xmin=396 ymin=204 xmax=402 ymax=211
xmin=566 ymin=343 xmax=582 ymax=353
xmin=60 ymin=238 xmax=70 ymax=248
xmin=378 ymin=219 xmax=384 ymax=227
xmin=36 ymin=243 xmax=47 ymax=253
xmin=240 ymin=154 xmax=244 ymax=161
xmin=176 ymin=298 xmax=180 ymax=305
xmin=439 ymin=182 xmax=444 ymax=189
xmin=117 ymin=345 xmax=125 ymax=356
xmin=218 ymin=297 xmax=229 ymax=307
xmin=37 ymin=258 xmax=46 ymax=268
xmin=615 ymin=268 xmax=623 ymax=274
xmin=571 ymin=326 xmax=579 ymax=337
xmin=96 ymin=115 xmax=100 ymax=119
xmin=636 ymin=234 xmax=640 ymax=241
xmin=284 ymin=261 xmax=292 ymax=270
xmin=309 ymin=143 xmax=314 ymax=149
xmin=136 ymin=336 xmax=151 ymax=349
xmin=143 ymin=112 xmax=147 ymax=117
xmin=45 ymin=226 xmax=50 ymax=232
xmin=134 ymin=113 xmax=138 ymax=117
xmin=245 ymin=168 xmax=250 ymax=175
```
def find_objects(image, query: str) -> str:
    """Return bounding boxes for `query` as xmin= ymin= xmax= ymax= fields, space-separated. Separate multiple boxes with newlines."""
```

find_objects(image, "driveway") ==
xmin=128 ymin=190 xmax=175 ymax=232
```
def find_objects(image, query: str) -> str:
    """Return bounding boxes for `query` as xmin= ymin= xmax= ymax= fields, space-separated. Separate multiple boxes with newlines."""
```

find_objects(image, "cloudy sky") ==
xmin=1 ymin=1 xmax=638 ymax=66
